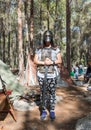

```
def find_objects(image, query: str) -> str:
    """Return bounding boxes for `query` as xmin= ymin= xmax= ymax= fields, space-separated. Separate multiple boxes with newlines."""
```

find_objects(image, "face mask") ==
xmin=45 ymin=42 xmax=51 ymax=47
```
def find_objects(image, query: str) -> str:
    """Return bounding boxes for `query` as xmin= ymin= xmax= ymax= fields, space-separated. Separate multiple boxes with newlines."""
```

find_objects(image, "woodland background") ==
xmin=0 ymin=0 xmax=91 ymax=86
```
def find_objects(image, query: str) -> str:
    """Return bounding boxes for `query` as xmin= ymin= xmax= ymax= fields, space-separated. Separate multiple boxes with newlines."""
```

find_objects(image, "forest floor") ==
xmin=0 ymin=78 xmax=91 ymax=130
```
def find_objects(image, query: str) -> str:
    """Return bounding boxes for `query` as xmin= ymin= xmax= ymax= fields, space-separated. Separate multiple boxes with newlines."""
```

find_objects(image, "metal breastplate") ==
xmin=40 ymin=48 xmax=52 ymax=61
xmin=37 ymin=48 xmax=58 ymax=74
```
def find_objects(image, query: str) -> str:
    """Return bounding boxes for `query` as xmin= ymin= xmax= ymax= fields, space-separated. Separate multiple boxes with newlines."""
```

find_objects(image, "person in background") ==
xmin=74 ymin=63 xmax=79 ymax=80
xmin=70 ymin=65 xmax=75 ymax=79
xmin=34 ymin=30 xmax=62 ymax=120
xmin=79 ymin=63 xmax=84 ymax=75
xmin=84 ymin=62 xmax=91 ymax=83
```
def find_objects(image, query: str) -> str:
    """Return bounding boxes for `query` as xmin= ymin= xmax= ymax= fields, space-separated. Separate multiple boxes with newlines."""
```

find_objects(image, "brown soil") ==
xmin=0 ymin=84 xmax=91 ymax=130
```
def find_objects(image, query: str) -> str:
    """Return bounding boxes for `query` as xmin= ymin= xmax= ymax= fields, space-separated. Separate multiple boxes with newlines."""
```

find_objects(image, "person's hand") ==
xmin=44 ymin=58 xmax=53 ymax=65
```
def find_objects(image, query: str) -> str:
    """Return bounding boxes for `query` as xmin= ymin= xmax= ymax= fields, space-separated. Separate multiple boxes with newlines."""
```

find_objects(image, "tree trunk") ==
xmin=47 ymin=0 xmax=49 ymax=30
xmin=66 ymin=0 xmax=71 ymax=73
xmin=25 ymin=0 xmax=38 ymax=86
xmin=25 ymin=48 xmax=38 ymax=86
xmin=3 ymin=31 xmax=5 ymax=63
xmin=18 ymin=0 xmax=24 ymax=85
xmin=29 ymin=0 xmax=34 ymax=53
xmin=54 ymin=0 xmax=58 ymax=43
xmin=8 ymin=31 xmax=10 ymax=65
xmin=15 ymin=30 xmax=19 ymax=68
xmin=0 ymin=34 xmax=2 ymax=60
xmin=39 ymin=1 xmax=43 ymax=46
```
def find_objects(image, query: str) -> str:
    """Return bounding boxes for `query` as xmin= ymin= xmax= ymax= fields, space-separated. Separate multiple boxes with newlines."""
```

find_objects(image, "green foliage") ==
xmin=1 ymin=0 xmax=91 ymax=67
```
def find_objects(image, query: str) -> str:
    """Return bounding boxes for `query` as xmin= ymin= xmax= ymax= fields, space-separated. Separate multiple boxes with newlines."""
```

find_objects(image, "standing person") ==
xmin=84 ymin=62 xmax=91 ymax=83
xmin=70 ymin=65 xmax=75 ymax=79
xmin=79 ymin=63 xmax=84 ymax=75
xmin=34 ymin=30 xmax=62 ymax=120
xmin=74 ymin=63 xmax=79 ymax=80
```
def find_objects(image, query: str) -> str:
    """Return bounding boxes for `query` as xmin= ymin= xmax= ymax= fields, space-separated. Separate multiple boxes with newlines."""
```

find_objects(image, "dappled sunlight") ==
xmin=1 ymin=85 xmax=91 ymax=130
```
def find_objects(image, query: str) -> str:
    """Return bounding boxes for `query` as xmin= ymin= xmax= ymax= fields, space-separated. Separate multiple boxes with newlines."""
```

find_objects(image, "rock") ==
xmin=0 ymin=60 xmax=25 ymax=99
xmin=13 ymin=99 xmax=35 ymax=111
xmin=76 ymin=113 xmax=91 ymax=130
xmin=57 ymin=76 xmax=68 ymax=87
xmin=13 ymin=95 xmax=63 ymax=111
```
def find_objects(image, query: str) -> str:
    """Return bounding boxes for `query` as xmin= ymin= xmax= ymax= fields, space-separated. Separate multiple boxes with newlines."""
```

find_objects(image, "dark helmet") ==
xmin=43 ymin=30 xmax=54 ymax=47
xmin=43 ymin=30 xmax=53 ymax=43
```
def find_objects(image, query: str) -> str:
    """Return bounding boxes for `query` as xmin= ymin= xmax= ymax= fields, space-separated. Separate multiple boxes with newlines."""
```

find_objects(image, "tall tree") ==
xmin=66 ymin=0 xmax=71 ymax=73
xmin=3 ymin=30 xmax=5 ymax=63
xmin=25 ymin=0 xmax=38 ymax=86
xmin=18 ymin=0 xmax=24 ymax=84
xmin=47 ymin=0 xmax=50 ymax=30
xmin=30 ymin=0 xmax=34 ymax=53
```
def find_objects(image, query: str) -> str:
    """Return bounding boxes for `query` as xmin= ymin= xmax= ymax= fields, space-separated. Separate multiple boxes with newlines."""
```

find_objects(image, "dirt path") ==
xmin=0 ymin=85 xmax=91 ymax=130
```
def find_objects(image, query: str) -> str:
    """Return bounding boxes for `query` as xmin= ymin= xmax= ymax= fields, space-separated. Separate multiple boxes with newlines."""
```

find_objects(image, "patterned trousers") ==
xmin=38 ymin=77 xmax=57 ymax=110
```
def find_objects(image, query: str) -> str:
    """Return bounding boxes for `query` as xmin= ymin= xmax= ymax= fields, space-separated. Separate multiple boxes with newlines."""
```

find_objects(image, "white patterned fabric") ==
xmin=38 ymin=77 xmax=57 ymax=110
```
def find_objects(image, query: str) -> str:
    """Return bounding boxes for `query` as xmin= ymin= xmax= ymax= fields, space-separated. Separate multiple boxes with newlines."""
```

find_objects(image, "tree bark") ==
xmin=8 ymin=31 xmax=10 ymax=65
xmin=47 ymin=0 xmax=49 ymax=30
xmin=66 ymin=0 xmax=71 ymax=73
xmin=3 ymin=31 xmax=5 ymax=63
xmin=18 ymin=0 xmax=24 ymax=84
xmin=25 ymin=0 xmax=38 ymax=86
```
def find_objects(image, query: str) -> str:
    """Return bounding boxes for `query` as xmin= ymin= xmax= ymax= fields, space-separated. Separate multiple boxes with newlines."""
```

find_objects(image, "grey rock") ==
xmin=76 ymin=113 xmax=91 ymax=130
xmin=0 ymin=60 xmax=25 ymax=99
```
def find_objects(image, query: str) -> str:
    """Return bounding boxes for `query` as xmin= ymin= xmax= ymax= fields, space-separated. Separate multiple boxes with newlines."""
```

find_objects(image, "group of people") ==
xmin=70 ymin=63 xmax=84 ymax=80
xmin=70 ymin=62 xmax=91 ymax=83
